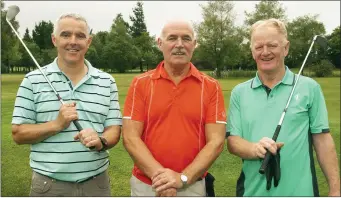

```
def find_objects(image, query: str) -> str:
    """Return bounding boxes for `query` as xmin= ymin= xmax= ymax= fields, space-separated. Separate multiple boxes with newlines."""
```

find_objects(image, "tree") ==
xmin=103 ymin=14 xmax=138 ymax=73
xmin=244 ymin=0 xmax=288 ymax=27
xmin=195 ymin=0 xmax=240 ymax=78
xmin=18 ymin=28 xmax=41 ymax=72
xmin=326 ymin=26 xmax=340 ymax=68
xmin=1 ymin=2 xmax=22 ymax=73
xmin=286 ymin=14 xmax=326 ymax=69
xmin=23 ymin=28 xmax=33 ymax=42
xmin=129 ymin=1 xmax=153 ymax=72
xmin=32 ymin=20 xmax=54 ymax=50
xmin=129 ymin=1 xmax=147 ymax=37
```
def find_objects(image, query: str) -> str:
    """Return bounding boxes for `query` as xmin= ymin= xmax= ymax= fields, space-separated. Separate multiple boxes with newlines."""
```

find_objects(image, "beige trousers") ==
xmin=130 ymin=175 xmax=206 ymax=196
xmin=29 ymin=171 xmax=111 ymax=197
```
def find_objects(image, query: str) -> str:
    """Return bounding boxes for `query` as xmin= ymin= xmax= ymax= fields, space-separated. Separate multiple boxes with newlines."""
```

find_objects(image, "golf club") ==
xmin=259 ymin=35 xmax=329 ymax=174
xmin=6 ymin=5 xmax=95 ymax=150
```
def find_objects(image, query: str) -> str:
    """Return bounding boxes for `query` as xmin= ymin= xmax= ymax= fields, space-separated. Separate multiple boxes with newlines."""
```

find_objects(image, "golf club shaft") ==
xmin=6 ymin=18 xmax=88 ymax=145
xmin=259 ymin=36 xmax=317 ymax=174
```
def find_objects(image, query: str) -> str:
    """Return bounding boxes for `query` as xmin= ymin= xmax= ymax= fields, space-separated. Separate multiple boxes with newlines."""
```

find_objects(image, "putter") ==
xmin=6 ymin=5 xmax=95 ymax=150
xmin=259 ymin=35 xmax=328 ymax=175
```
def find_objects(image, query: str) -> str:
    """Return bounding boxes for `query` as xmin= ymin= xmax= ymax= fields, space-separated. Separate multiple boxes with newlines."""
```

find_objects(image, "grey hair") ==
xmin=53 ymin=13 xmax=90 ymax=36
xmin=250 ymin=18 xmax=288 ymax=48
xmin=159 ymin=19 xmax=196 ymax=40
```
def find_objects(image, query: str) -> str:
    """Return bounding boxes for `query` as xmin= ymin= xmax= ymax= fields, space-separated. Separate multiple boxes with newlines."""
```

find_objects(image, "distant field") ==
xmin=1 ymin=73 xmax=340 ymax=196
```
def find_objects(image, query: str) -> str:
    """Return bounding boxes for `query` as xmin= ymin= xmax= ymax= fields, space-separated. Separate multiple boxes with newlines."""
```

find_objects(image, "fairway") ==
xmin=1 ymin=73 xmax=340 ymax=196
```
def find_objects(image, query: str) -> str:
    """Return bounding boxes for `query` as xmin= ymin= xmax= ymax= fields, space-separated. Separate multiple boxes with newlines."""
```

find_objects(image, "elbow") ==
xmin=12 ymin=125 xmax=24 ymax=145
xmin=226 ymin=136 xmax=236 ymax=155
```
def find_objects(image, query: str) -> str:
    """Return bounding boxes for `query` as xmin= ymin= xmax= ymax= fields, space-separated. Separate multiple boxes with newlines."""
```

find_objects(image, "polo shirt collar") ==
xmin=251 ymin=66 xmax=295 ymax=89
xmin=45 ymin=58 xmax=100 ymax=78
xmin=151 ymin=61 xmax=202 ymax=82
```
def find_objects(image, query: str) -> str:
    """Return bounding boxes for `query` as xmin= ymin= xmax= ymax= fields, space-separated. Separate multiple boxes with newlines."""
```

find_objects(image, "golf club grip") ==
xmin=73 ymin=120 xmax=95 ymax=150
xmin=259 ymin=125 xmax=282 ymax=174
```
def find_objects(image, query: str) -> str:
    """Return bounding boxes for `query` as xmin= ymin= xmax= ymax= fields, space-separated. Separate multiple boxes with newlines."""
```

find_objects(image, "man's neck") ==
xmin=258 ymin=66 xmax=286 ymax=89
xmin=57 ymin=58 xmax=88 ymax=86
xmin=163 ymin=62 xmax=190 ymax=85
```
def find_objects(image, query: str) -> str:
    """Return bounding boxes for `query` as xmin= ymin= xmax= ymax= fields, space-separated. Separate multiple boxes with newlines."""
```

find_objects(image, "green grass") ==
xmin=1 ymin=74 xmax=340 ymax=196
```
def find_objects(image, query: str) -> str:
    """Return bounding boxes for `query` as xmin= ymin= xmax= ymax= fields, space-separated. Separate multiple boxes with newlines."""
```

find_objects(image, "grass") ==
xmin=1 ymin=73 xmax=340 ymax=196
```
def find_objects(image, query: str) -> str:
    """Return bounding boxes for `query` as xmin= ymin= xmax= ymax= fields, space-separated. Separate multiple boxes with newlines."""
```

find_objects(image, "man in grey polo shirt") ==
xmin=11 ymin=13 xmax=122 ymax=196
xmin=226 ymin=18 xmax=340 ymax=196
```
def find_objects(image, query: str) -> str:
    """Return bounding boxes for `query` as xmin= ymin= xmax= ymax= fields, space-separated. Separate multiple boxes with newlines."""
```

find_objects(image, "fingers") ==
xmin=152 ymin=177 xmax=168 ymax=189
xmin=155 ymin=181 xmax=176 ymax=193
xmin=277 ymin=142 xmax=284 ymax=149
xmin=256 ymin=138 xmax=285 ymax=158
xmin=74 ymin=129 xmax=101 ymax=149
xmin=151 ymin=169 xmax=166 ymax=180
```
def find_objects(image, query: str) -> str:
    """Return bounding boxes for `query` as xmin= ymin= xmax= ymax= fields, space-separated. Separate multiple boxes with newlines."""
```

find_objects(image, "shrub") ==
xmin=311 ymin=60 xmax=335 ymax=77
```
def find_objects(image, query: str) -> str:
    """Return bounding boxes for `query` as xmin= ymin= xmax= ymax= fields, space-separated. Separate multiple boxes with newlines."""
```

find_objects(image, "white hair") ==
xmin=159 ymin=19 xmax=196 ymax=40
xmin=53 ymin=13 xmax=90 ymax=36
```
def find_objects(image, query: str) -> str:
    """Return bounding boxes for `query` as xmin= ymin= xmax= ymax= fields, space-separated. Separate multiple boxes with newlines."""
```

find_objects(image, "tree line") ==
xmin=1 ymin=1 xmax=340 ymax=77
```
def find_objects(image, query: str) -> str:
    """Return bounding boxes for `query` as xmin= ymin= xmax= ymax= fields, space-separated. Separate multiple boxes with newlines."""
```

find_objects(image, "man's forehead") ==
xmin=162 ymin=21 xmax=194 ymax=37
xmin=57 ymin=18 xmax=88 ymax=33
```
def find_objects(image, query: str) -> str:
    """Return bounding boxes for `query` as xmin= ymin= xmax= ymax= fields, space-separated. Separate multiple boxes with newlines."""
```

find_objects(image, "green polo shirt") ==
xmin=227 ymin=67 xmax=329 ymax=196
xmin=12 ymin=58 xmax=122 ymax=182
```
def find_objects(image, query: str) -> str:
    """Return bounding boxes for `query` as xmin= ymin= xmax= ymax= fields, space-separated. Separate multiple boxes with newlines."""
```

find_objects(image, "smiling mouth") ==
xmin=261 ymin=58 xmax=274 ymax=61
xmin=67 ymin=49 xmax=80 ymax=53
xmin=172 ymin=52 xmax=186 ymax=55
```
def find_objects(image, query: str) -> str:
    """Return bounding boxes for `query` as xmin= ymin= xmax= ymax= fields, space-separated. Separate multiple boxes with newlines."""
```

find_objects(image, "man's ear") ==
xmin=284 ymin=40 xmax=290 ymax=57
xmin=51 ymin=33 xmax=57 ymax=47
xmin=157 ymin=37 xmax=162 ymax=50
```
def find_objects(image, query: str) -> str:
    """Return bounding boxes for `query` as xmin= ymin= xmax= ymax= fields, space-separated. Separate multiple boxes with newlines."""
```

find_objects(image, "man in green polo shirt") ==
xmin=11 ymin=13 xmax=122 ymax=196
xmin=226 ymin=18 xmax=340 ymax=196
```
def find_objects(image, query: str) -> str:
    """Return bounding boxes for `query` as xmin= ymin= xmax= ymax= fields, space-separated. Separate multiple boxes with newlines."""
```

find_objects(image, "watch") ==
xmin=99 ymin=136 xmax=108 ymax=151
xmin=180 ymin=174 xmax=188 ymax=188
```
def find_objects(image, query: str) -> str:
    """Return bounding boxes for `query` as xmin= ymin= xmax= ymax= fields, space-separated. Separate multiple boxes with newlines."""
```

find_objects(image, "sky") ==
xmin=3 ymin=1 xmax=340 ymax=38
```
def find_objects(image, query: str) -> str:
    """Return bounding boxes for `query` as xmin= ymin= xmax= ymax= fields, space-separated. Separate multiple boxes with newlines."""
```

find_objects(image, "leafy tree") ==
xmin=130 ymin=1 xmax=153 ymax=72
xmin=1 ymin=2 xmax=22 ymax=73
xmin=286 ymin=14 xmax=326 ymax=69
xmin=32 ymin=20 xmax=54 ymax=50
xmin=195 ymin=0 xmax=240 ymax=78
xmin=130 ymin=1 xmax=147 ymax=37
xmin=244 ymin=0 xmax=288 ymax=27
xmin=326 ymin=26 xmax=340 ymax=68
xmin=103 ymin=14 xmax=138 ymax=73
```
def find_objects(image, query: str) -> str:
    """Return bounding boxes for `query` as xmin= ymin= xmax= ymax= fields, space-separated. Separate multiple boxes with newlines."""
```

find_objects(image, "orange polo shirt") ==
xmin=123 ymin=61 xmax=226 ymax=185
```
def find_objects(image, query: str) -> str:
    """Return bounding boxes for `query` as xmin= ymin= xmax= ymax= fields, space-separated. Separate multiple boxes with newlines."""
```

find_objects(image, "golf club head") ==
xmin=6 ymin=5 xmax=20 ymax=21
xmin=314 ymin=35 xmax=328 ymax=50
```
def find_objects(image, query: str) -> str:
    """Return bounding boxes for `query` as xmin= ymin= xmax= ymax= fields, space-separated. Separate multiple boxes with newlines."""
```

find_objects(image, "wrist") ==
xmin=50 ymin=120 xmax=62 ymax=133
xmin=179 ymin=173 xmax=188 ymax=189
xmin=98 ymin=136 xmax=108 ymax=151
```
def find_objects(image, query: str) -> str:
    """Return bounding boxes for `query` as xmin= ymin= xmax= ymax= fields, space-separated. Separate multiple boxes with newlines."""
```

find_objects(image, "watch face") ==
xmin=181 ymin=174 xmax=188 ymax=182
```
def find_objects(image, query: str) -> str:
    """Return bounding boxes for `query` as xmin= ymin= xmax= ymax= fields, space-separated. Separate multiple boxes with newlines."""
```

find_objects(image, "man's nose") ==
xmin=175 ymin=37 xmax=184 ymax=47
xmin=261 ymin=46 xmax=270 ymax=55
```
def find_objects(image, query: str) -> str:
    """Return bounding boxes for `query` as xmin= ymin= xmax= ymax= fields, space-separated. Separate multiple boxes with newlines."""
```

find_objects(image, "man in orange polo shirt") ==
xmin=122 ymin=19 xmax=226 ymax=196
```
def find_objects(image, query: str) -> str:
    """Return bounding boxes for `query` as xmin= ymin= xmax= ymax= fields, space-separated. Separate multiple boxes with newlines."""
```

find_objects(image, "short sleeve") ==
xmin=205 ymin=81 xmax=226 ymax=124
xmin=226 ymin=88 xmax=242 ymax=137
xmin=309 ymin=84 xmax=329 ymax=134
xmin=12 ymin=76 xmax=37 ymax=124
xmin=104 ymin=76 xmax=122 ymax=127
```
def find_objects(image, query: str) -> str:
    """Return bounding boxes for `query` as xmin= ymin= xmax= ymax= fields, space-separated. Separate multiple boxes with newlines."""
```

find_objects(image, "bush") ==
xmin=311 ymin=60 xmax=335 ymax=77
xmin=207 ymin=70 xmax=256 ymax=79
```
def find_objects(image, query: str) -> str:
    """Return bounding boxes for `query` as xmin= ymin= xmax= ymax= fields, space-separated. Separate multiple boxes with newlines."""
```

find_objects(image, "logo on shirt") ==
xmin=294 ymin=94 xmax=299 ymax=101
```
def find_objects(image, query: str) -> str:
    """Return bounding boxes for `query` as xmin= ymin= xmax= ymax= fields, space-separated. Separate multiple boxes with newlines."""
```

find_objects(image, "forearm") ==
xmin=314 ymin=134 xmax=340 ymax=193
xmin=182 ymin=140 xmax=224 ymax=185
xmin=12 ymin=121 xmax=60 ymax=144
xmin=102 ymin=125 xmax=121 ymax=149
xmin=227 ymin=135 xmax=257 ymax=159
xmin=123 ymin=137 xmax=163 ymax=178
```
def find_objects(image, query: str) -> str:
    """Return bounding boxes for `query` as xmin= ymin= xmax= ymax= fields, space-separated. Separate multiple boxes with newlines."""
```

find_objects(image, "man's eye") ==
xmin=77 ymin=34 xmax=86 ymax=39
xmin=183 ymin=37 xmax=192 ymax=41
xmin=61 ymin=33 xmax=70 ymax=37
xmin=168 ymin=37 xmax=176 ymax=41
